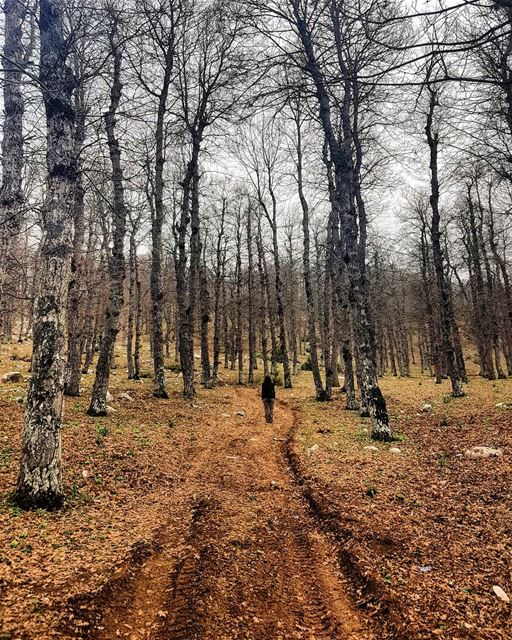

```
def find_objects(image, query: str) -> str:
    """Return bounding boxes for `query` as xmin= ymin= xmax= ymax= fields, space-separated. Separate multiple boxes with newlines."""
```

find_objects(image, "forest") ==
xmin=0 ymin=0 xmax=512 ymax=638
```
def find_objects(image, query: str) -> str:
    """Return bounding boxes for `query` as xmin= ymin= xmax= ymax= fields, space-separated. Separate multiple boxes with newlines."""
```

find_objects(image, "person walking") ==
xmin=261 ymin=374 xmax=276 ymax=423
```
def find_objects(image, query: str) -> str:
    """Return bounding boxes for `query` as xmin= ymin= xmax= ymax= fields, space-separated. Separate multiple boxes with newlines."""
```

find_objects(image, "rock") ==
xmin=1 ymin=371 xmax=23 ymax=383
xmin=118 ymin=392 xmax=134 ymax=401
xmin=495 ymin=402 xmax=512 ymax=409
xmin=364 ymin=445 xmax=379 ymax=452
xmin=235 ymin=410 xmax=246 ymax=417
xmin=419 ymin=565 xmax=433 ymax=573
xmin=307 ymin=444 xmax=319 ymax=456
xmin=222 ymin=413 xmax=231 ymax=418
xmin=492 ymin=585 xmax=510 ymax=603
xmin=106 ymin=390 xmax=113 ymax=402
xmin=420 ymin=403 xmax=433 ymax=413
xmin=465 ymin=446 xmax=503 ymax=459
xmin=106 ymin=405 xmax=117 ymax=414
xmin=81 ymin=469 xmax=89 ymax=479
xmin=389 ymin=447 xmax=402 ymax=454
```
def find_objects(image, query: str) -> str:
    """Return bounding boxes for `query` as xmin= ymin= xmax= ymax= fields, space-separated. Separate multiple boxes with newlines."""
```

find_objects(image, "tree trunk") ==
xmin=212 ymin=204 xmax=226 ymax=385
xmin=176 ymin=139 xmax=201 ymax=399
xmin=256 ymin=220 xmax=270 ymax=377
xmin=64 ymin=86 xmax=86 ymax=397
xmin=235 ymin=212 xmax=244 ymax=385
xmin=15 ymin=0 xmax=76 ymax=509
xmin=88 ymin=18 xmax=127 ymax=416
xmin=126 ymin=231 xmax=136 ymax=379
xmin=0 ymin=0 xmax=27 ymax=343
xmin=200 ymin=262 xmax=212 ymax=387
xmin=149 ymin=42 xmax=174 ymax=400
xmin=295 ymin=114 xmax=325 ymax=399
xmin=247 ymin=206 xmax=257 ymax=383
xmin=425 ymin=89 xmax=464 ymax=397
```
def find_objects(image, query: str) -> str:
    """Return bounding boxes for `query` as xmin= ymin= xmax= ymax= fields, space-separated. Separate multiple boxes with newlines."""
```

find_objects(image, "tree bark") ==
xmin=64 ymin=83 xmax=86 ymax=396
xmin=425 ymin=88 xmax=464 ymax=396
xmin=0 ymin=0 xmax=28 ymax=343
xmin=15 ymin=0 xmax=76 ymax=509
xmin=212 ymin=203 xmax=226 ymax=385
xmin=247 ymin=205 xmax=257 ymax=383
xmin=88 ymin=17 xmax=127 ymax=415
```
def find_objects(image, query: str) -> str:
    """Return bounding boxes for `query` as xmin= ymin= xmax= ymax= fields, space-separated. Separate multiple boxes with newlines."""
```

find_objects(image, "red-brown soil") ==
xmin=1 ymin=345 xmax=511 ymax=640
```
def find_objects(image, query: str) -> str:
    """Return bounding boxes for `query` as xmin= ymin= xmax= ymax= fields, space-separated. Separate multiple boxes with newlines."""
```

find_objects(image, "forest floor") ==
xmin=0 ymin=344 xmax=511 ymax=640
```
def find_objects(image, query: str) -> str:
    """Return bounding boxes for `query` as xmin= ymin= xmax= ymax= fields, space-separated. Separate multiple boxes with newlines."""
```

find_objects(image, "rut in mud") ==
xmin=90 ymin=387 xmax=374 ymax=640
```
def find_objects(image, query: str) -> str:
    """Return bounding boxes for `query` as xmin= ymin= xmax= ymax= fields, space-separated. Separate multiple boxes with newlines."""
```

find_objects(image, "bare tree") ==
xmin=16 ymin=0 xmax=77 ymax=509
xmin=88 ymin=11 xmax=128 ymax=416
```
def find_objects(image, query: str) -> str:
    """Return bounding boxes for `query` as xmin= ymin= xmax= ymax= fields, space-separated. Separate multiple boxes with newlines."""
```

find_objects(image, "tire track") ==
xmin=86 ymin=386 xmax=375 ymax=640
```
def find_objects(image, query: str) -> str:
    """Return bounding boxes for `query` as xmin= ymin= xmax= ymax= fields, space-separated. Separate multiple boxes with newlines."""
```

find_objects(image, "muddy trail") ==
xmin=87 ymin=387 xmax=374 ymax=640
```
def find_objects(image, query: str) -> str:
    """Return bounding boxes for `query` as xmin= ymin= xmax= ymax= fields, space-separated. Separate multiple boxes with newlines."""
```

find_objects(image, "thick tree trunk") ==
xmin=297 ymin=31 xmax=390 ymax=436
xmin=88 ymin=19 xmax=127 ymax=415
xmin=15 ymin=0 xmax=76 ymax=509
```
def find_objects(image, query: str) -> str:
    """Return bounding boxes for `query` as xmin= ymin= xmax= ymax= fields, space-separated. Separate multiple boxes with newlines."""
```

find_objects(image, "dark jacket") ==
xmin=261 ymin=376 xmax=276 ymax=400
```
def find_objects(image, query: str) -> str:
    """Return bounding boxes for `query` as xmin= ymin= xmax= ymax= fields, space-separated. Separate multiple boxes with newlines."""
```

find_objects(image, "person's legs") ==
xmin=268 ymin=399 xmax=274 ymax=423
xmin=263 ymin=399 xmax=272 ymax=423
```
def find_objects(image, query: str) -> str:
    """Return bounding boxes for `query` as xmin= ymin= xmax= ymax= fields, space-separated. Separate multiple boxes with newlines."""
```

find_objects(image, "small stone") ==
xmin=389 ymin=447 xmax=402 ymax=454
xmin=106 ymin=390 xmax=113 ymax=402
xmin=1 ymin=371 xmax=23 ymax=383
xmin=420 ymin=403 xmax=433 ymax=413
xmin=236 ymin=410 xmax=246 ymax=417
xmin=465 ymin=446 xmax=503 ymax=459
xmin=82 ymin=469 xmax=89 ymax=479
xmin=222 ymin=413 xmax=231 ymax=418
xmin=492 ymin=585 xmax=510 ymax=603
xmin=118 ymin=393 xmax=133 ymax=401
xmin=419 ymin=565 xmax=433 ymax=573
xmin=307 ymin=444 xmax=319 ymax=455
xmin=364 ymin=445 xmax=379 ymax=452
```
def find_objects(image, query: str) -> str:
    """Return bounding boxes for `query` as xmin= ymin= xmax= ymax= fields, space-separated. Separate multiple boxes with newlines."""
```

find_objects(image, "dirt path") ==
xmin=92 ymin=387 xmax=374 ymax=640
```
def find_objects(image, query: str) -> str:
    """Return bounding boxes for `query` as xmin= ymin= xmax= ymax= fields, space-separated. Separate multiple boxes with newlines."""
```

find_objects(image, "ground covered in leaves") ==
xmin=0 ymin=342 xmax=511 ymax=639
xmin=290 ymin=373 xmax=512 ymax=639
